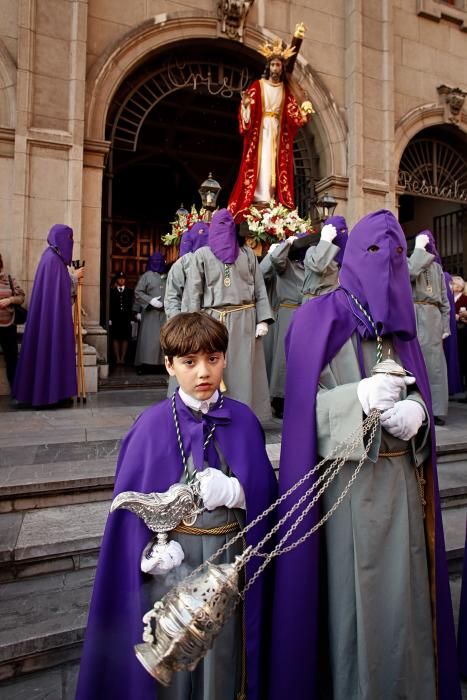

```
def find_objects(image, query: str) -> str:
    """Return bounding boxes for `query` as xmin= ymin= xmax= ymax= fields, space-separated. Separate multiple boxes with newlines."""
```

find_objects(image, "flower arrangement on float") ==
xmin=161 ymin=205 xmax=208 ymax=247
xmin=245 ymin=199 xmax=314 ymax=246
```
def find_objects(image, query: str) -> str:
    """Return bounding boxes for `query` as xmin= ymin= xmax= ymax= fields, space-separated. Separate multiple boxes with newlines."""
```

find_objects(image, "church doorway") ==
xmin=100 ymin=39 xmax=320 ymax=328
xmin=398 ymin=124 xmax=467 ymax=275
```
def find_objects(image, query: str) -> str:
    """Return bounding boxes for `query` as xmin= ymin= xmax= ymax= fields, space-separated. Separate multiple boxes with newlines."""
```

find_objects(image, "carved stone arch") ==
xmin=395 ymin=103 xmax=467 ymax=169
xmin=0 ymin=39 xmax=16 ymax=128
xmin=85 ymin=12 xmax=347 ymax=180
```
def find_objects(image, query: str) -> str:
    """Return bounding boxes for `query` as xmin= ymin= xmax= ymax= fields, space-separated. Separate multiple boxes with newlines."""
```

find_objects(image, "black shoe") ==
xmin=271 ymin=397 xmax=284 ymax=419
xmin=434 ymin=416 xmax=445 ymax=426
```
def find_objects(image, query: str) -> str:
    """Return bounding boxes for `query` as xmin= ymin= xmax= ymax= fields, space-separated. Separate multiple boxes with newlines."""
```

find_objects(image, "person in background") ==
xmin=13 ymin=224 xmax=83 ymax=408
xmin=0 ymin=253 xmax=25 ymax=391
xmin=452 ymin=275 xmax=467 ymax=396
xmin=301 ymin=215 xmax=348 ymax=301
xmin=134 ymin=252 xmax=167 ymax=374
xmin=164 ymin=222 xmax=209 ymax=321
xmin=109 ymin=271 xmax=133 ymax=366
xmin=408 ymin=230 xmax=450 ymax=425
xmin=443 ymin=272 xmax=463 ymax=397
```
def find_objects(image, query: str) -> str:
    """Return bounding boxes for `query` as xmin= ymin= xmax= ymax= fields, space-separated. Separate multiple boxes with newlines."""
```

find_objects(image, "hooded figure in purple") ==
xmin=183 ymin=209 xmax=273 ymax=421
xmin=302 ymin=214 xmax=348 ymax=301
xmin=458 ymin=519 xmax=467 ymax=678
xmin=269 ymin=210 xmax=461 ymax=700
xmin=76 ymin=386 xmax=277 ymax=700
xmin=13 ymin=224 xmax=77 ymax=406
xmin=408 ymin=229 xmax=451 ymax=420
xmin=134 ymin=252 xmax=167 ymax=370
xmin=165 ymin=223 xmax=209 ymax=321
xmin=443 ymin=271 xmax=463 ymax=395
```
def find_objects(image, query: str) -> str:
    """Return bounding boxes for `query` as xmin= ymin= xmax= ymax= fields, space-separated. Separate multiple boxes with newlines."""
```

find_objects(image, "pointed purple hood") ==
xmin=146 ymin=252 xmax=167 ymax=274
xmin=47 ymin=224 xmax=74 ymax=266
xmin=339 ymin=209 xmax=416 ymax=340
xmin=208 ymin=208 xmax=239 ymax=264
xmin=179 ymin=222 xmax=210 ymax=257
xmin=420 ymin=229 xmax=442 ymax=265
xmin=324 ymin=215 xmax=348 ymax=265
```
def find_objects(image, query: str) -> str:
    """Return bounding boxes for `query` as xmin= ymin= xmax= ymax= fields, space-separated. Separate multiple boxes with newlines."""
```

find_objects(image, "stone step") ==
xmin=442 ymin=504 xmax=467 ymax=572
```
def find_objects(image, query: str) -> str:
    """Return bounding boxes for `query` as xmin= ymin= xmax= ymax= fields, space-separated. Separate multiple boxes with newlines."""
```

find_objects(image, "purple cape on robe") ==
xmin=12 ymin=224 xmax=77 ymax=406
xmin=76 ymin=392 xmax=277 ymax=700
xmin=324 ymin=214 xmax=348 ymax=265
xmin=179 ymin=221 xmax=209 ymax=257
xmin=443 ymin=271 xmax=463 ymax=395
xmin=458 ymin=519 xmax=467 ymax=678
xmin=208 ymin=208 xmax=239 ymax=264
xmin=146 ymin=252 xmax=167 ymax=274
xmin=269 ymin=210 xmax=461 ymax=700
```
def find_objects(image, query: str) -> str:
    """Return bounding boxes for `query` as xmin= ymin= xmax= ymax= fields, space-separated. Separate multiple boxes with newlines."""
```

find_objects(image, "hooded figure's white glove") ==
xmin=380 ymin=399 xmax=426 ymax=441
xmin=286 ymin=235 xmax=298 ymax=245
xmin=442 ymin=332 xmax=450 ymax=339
xmin=136 ymin=312 xmax=142 ymax=321
xmin=268 ymin=243 xmax=280 ymax=255
xmin=320 ymin=224 xmax=337 ymax=243
xmin=255 ymin=321 xmax=269 ymax=338
xmin=150 ymin=296 xmax=163 ymax=308
xmin=140 ymin=539 xmax=184 ymax=575
xmin=415 ymin=233 xmax=429 ymax=250
xmin=196 ymin=467 xmax=246 ymax=511
xmin=357 ymin=374 xmax=416 ymax=415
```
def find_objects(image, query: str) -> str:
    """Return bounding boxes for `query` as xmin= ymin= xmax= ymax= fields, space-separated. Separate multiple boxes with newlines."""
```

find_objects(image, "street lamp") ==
xmin=198 ymin=173 xmax=221 ymax=215
xmin=175 ymin=203 xmax=189 ymax=219
xmin=316 ymin=193 xmax=337 ymax=222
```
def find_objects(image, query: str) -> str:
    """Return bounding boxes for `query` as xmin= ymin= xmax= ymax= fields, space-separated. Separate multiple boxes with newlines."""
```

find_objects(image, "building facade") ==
xmin=0 ymin=0 xmax=466 ymax=359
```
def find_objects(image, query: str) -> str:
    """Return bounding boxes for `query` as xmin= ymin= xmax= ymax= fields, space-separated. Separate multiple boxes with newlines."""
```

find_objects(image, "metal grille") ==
xmin=433 ymin=208 xmax=467 ymax=275
xmin=398 ymin=138 xmax=467 ymax=203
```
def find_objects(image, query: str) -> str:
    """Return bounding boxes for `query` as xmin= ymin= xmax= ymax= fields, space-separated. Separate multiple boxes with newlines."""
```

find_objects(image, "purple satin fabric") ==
xmin=458 ymin=519 xmax=467 ymax=678
xmin=208 ymin=208 xmax=239 ymax=264
xmin=179 ymin=222 xmax=209 ymax=257
xmin=13 ymin=226 xmax=77 ymax=406
xmin=324 ymin=214 xmax=348 ymax=266
xmin=146 ymin=252 xmax=167 ymax=274
xmin=76 ymin=393 xmax=277 ymax=700
xmin=269 ymin=210 xmax=461 ymax=700
xmin=443 ymin=271 xmax=463 ymax=395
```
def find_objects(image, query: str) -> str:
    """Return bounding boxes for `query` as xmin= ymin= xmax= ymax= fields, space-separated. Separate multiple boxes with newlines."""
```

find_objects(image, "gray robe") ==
xmin=408 ymin=249 xmax=450 ymax=416
xmin=317 ymin=335 xmax=436 ymax=700
xmin=301 ymin=239 xmax=340 ymax=301
xmin=165 ymin=255 xmax=192 ymax=320
xmin=267 ymin=243 xmax=304 ymax=398
xmin=149 ymin=444 xmax=245 ymax=700
xmin=183 ymin=246 xmax=273 ymax=421
xmin=134 ymin=271 xmax=166 ymax=366
xmin=259 ymin=253 xmax=279 ymax=383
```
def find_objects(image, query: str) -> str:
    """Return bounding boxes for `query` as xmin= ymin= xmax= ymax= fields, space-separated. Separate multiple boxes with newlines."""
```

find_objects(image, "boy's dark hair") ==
xmin=160 ymin=312 xmax=229 ymax=361
xmin=0 ymin=254 xmax=3 ymax=271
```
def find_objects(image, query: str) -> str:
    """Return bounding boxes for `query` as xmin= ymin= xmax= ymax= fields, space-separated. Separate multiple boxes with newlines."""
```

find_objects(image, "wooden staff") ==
xmin=74 ymin=280 xmax=87 ymax=403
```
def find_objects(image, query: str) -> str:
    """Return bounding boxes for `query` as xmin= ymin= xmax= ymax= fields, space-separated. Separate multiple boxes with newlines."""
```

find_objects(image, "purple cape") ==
xmin=208 ymin=208 xmax=239 ymax=264
xmin=421 ymin=228 xmax=443 ymax=265
xmin=443 ymin=271 xmax=463 ymax=395
xmin=324 ymin=214 xmax=348 ymax=266
xmin=76 ymin=393 xmax=277 ymax=700
xmin=13 ymin=225 xmax=77 ymax=406
xmin=269 ymin=210 xmax=461 ymax=700
xmin=458 ymin=519 xmax=467 ymax=678
xmin=179 ymin=221 xmax=209 ymax=257
xmin=146 ymin=252 xmax=167 ymax=274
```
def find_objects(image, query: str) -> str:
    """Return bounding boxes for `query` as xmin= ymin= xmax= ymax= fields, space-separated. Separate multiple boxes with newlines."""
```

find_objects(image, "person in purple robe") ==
xmin=76 ymin=312 xmax=277 ymax=700
xmin=443 ymin=271 xmax=463 ymax=395
xmin=165 ymin=222 xmax=209 ymax=321
xmin=13 ymin=224 xmax=81 ymax=407
xmin=301 ymin=214 xmax=348 ymax=300
xmin=134 ymin=252 xmax=167 ymax=372
xmin=458 ymin=519 xmax=467 ymax=679
xmin=269 ymin=210 xmax=461 ymax=700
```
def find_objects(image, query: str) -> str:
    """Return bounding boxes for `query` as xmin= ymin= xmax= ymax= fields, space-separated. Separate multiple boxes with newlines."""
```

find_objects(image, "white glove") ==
xmin=357 ymin=373 xmax=416 ymax=415
xmin=380 ymin=399 xmax=426 ymax=441
xmin=415 ymin=233 xmax=429 ymax=250
xmin=255 ymin=321 xmax=269 ymax=337
xmin=136 ymin=312 xmax=142 ymax=321
xmin=196 ymin=467 xmax=246 ymax=511
xmin=268 ymin=243 xmax=280 ymax=255
xmin=108 ymin=320 xmax=112 ymax=326
xmin=286 ymin=235 xmax=298 ymax=245
xmin=150 ymin=296 xmax=163 ymax=308
xmin=320 ymin=224 xmax=337 ymax=243
xmin=442 ymin=332 xmax=450 ymax=339
xmin=140 ymin=539 xmax=184 ymax=575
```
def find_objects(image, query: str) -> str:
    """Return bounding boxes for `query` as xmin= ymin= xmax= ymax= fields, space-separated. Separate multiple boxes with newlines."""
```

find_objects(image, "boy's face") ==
xmin=165 ymin=351 xmax=227 ymax=401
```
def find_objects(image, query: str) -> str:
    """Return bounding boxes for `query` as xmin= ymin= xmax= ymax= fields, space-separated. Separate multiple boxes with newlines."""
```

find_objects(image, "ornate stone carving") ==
xmin=217 ymin=0 xmax=254 ymax=41
xmin=437 ymin=84 xmax=467 ymax=125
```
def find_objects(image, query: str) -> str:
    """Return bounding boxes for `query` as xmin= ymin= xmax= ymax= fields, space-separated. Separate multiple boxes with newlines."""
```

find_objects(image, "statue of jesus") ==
xmin=228 ymin=26 xmax=314 ymax=221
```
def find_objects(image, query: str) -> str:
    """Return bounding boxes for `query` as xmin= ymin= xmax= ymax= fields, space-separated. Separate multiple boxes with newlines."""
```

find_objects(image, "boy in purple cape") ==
xmin=13 ymin=224 xmax=80 ymax=407
xmin=76 ymin=312 xmax=276 ymax=700
xmin=269 ymin=210 xmax=461 ymax=700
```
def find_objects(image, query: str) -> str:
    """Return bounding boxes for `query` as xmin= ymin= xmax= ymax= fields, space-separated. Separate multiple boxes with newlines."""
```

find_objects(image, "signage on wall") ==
xmin=398 ymin=170 xmax=467 ymax=203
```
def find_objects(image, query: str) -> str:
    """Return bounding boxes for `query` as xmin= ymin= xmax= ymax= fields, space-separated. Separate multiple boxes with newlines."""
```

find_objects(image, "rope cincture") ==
xmin=349 ymin=292 xmax=383 ymax=364
xmin=171 ymin=392 xmax=224 ymax=486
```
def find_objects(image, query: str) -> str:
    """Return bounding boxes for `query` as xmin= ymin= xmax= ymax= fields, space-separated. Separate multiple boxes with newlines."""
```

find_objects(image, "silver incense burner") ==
xmin=135 ymin=551 xmax=248 ymax=686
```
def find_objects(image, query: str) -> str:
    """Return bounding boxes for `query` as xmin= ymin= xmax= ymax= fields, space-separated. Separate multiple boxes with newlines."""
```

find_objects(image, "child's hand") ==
xmin=196 ymin=468 xmax=246 ymax=510
xmin=140 ymin=539 xmax=184 ymax=575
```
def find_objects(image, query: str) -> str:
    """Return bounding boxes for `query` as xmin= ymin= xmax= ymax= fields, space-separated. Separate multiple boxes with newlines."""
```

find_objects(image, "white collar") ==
xmin=117 ymin=286 xmax=125 ymax=291
xmin=178 ymin=387 xmax=219 ymax=414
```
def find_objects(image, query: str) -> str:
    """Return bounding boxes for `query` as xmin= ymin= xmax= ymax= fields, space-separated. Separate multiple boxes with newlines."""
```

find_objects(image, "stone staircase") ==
xmin=0 ymin=403 xmax=465 ymax=699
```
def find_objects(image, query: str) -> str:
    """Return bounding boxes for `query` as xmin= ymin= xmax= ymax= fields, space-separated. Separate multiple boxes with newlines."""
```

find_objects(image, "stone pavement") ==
xmin=0 ymin=388 xmax=465 ymax=698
